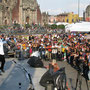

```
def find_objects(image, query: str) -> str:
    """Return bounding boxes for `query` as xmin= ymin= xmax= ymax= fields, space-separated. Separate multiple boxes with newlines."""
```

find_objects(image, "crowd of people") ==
xmin=0 ymin=31 xmax=90 ymax=80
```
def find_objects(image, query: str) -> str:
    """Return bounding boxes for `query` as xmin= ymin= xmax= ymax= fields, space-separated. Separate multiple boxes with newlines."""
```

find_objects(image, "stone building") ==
xmin=37 ymin=5 xmax=42 ymax=25
xmin=85 ymin=5 xmax=90 ymax=22
xmin=0 ymin=0 xmax=42 ymax=25
xmin=48 ymin=15 xmax=57 ymax=24
xmin=0 ymin=0 xmax=17 ymax=25
xmin=42 ymin=12 xmax=49 ymax=26
xmin=65 ymin=12 xmax=80 ymax=24
xmin=56 ymin=13 xmax=68 ymax=22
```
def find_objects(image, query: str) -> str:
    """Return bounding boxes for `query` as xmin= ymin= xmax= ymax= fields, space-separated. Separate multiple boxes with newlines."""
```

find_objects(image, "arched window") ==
xmin=5 ymin=20 xmax=7 ymax=25
xmin=26 ymin=17 xmax=29 ymax=24
xmin=72 ymin=19 xmax=74 ymax=22
xmin=67 ymin=19 xmax=69 ymax=22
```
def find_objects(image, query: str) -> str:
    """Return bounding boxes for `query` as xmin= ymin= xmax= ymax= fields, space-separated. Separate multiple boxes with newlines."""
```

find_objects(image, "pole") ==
xmin=78 ymin=0 xmax=80 ymax=19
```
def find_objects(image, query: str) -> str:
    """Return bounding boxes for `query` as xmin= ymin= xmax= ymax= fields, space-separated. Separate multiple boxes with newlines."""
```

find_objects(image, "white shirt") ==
xmin=0 ymin=42 xmax=4 ymax=55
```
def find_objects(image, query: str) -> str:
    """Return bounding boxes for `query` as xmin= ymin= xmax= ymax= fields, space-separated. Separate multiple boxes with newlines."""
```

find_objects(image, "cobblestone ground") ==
xmin=43 ymin=60 xmax=90 ymax=90
xmin=0 ymin=58 xmax=90 ymax=90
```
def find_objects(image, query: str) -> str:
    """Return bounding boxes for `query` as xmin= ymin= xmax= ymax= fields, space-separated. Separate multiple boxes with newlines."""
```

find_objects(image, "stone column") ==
xmin=35 ymin=9 xmax=37 ymax=24
xmin=0 ymin=10 xmax=3 ymax=25
xmin=23 ymin=10 xmax=26 ymax=24
xmin=19 ymin=0 xmax=22 ymax=25
xmin=30 ymin=10 xmax=32 ymax=24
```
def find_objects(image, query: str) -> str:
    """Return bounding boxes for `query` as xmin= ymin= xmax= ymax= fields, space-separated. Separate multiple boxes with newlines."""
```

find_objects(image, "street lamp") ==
xmin=78 ymin=0 xmax=80 ymax=22
xmin=78 ymin=0 xmax=80 ymax=17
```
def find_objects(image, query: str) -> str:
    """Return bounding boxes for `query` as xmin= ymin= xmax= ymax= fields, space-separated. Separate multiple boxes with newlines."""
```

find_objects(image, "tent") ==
xmin=56 ymin=22 xmax=69 ymax=26
xmin=65 ymin=22 xmax=90 ymax=32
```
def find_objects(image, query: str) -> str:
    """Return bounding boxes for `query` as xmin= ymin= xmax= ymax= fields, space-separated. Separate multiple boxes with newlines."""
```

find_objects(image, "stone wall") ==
xmin=37 ymin=5 xmax=42 ymax=25
xmin=12 ymin=0 xmax=20 ymax=23
xmin=0 ymin=0 xmax=41 ymax=25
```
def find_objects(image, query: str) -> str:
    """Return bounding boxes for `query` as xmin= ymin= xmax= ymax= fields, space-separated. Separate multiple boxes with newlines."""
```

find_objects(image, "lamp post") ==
xmin=78 ymin=0 xmax=80 ymax=18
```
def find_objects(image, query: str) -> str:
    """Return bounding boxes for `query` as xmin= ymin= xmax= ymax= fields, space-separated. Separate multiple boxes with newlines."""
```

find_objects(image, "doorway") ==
xmin=26 ymin=17 xmax=29 ymax=24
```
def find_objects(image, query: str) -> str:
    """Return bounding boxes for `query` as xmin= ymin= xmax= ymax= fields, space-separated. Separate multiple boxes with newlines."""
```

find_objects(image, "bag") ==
xmin=27 ymin=56 xmax=43 ymax=67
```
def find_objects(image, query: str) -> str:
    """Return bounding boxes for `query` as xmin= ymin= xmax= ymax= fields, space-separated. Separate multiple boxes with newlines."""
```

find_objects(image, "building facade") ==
xmin=37 ymin=5 xmax=42 ymax=25
xmin=48 ymin=15 xmax=57 ymax=24
xmin=85 ymin=5 xmax=90 ymax=22
xmin=0 ymin=0 xmax=42 ymax=25
xmin=56 ymin=13 xmax=68 ymax=22
xmin=0 ymin=0 xmax=17 ymax=25
xmin=65 ymin=12 xmax=81 ymax=24
xmin=42 ymin=12 xmax=49 ymax=26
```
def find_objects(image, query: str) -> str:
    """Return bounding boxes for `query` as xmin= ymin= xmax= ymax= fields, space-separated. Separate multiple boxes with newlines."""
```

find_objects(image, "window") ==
xmin=26 ymin=17 xmax=29 ymax=24
xmin=6 ymin=7 xmax=9 ymax=10
xmin=72 ymin=19 xmax=74 ymax=22
xmin=67 ymin=19 xmax=69 ymax=22
xmin=5 ymin=20 xmax=7 ymax=25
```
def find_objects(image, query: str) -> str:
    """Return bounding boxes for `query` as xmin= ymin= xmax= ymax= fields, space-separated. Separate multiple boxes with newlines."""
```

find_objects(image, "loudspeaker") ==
xmin=39 ymin=69 xmax=54 ymax=87
xmin=27 ymin=56 xmax=43 ymax=67
xmin=40 ymin=67 xmax=66 ymax=88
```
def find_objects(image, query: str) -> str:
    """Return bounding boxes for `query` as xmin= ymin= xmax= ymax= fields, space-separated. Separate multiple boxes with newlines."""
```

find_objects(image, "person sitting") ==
xmin=45 ymin=60 xmax=59 ymax=72
xmin=40 ymin=60 xmax=59 ymax=87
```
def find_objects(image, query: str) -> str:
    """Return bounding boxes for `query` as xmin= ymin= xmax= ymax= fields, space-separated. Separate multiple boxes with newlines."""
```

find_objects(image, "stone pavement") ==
xmin=0 ymin=58 xmax=46 ymax=90
xmin=0 ymin=58 xmax=15 ymax=85
xmin=43 ymin=60 xmax=90 ymax=90
xmin=0 ymin=58 xmax=90 ymax=90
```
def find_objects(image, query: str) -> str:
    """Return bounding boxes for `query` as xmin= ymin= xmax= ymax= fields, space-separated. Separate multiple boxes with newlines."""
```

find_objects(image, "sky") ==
xmin=37 ymin=0 xmax=90 ymax=17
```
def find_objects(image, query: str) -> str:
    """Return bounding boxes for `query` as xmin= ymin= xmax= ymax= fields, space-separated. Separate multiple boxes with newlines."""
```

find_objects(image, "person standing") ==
xmin=0 ymin=41 xmax=5 ymax=72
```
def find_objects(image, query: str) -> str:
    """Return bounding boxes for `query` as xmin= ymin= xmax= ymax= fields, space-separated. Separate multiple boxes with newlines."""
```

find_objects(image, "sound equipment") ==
xmin=39 ymin=70 xmax=54 ymax=87
xmin=40 ymin=67 xmax=66 ymax=89
xmin=27 ymin=56 xmax=43 ymax=68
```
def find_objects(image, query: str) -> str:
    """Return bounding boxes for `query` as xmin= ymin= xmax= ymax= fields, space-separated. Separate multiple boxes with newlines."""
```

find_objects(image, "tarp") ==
xmin=65 ymin=22 xmax=90 ymax=32
xmin=31 ymin=51 xmax=40 ymax=57
xmin=56 ymin=22 xmax=69 ymax=26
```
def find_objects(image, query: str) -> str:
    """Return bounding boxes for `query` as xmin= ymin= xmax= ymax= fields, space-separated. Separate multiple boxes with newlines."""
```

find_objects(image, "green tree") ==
xmin=25 ymin=24 xmax=31 ymax=29
xmin=51 ymin=24 xmax=57 ymax=29
xmin=13 ymin=23 xmax=20 ymax=29
xmin=57 ymin=24 xmax=65 ymax=29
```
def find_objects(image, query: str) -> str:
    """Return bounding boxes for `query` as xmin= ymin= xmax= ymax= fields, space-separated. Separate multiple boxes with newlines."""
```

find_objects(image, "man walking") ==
xmin=0 ymin=41 xmax=5 ymax=72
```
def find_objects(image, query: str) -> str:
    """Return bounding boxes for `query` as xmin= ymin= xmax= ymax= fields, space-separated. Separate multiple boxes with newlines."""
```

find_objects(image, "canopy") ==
xmin=65 ymin=22 xmax=90 ymax=32
xmin=56 ymin=22 xmax=69 ymax=26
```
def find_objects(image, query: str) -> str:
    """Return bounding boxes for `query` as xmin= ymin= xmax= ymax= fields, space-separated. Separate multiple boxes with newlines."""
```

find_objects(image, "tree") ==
xmin=13 ymin=23 xmax=20 ymax=29
xmin=57 ymin=24 xmax=65 ymax=29
xmin=51 ymin=24 xmax=57 ymax=29
xmin=25 ymin=24 xmax=31 ymax=29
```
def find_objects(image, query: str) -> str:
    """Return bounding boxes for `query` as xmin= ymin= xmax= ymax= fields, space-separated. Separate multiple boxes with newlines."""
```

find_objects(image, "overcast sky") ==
xmin=37 ymin=0 xmax=90 ymax=16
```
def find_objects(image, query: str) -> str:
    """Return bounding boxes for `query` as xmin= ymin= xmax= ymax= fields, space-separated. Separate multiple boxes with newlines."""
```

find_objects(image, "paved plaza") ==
xmin=0 ymin=58 xmax=90 ymax=90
